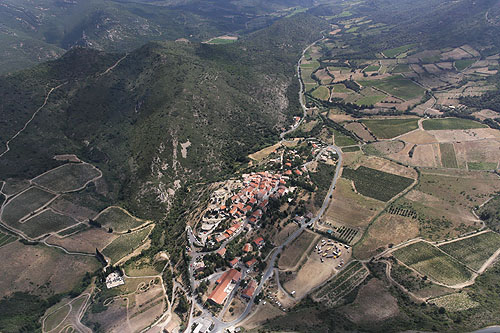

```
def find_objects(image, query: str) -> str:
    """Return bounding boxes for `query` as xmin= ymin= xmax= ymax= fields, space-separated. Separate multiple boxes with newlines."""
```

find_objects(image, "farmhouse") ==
xmin=208 ymin=268 xmax=242 ymax=305
xmin=241 ymin=280 xmax=257 ymax=300
xmin=106 ymin=272 xmax=125 ymax=289
xmin=253 ymin=236 xmax=265 ymax=248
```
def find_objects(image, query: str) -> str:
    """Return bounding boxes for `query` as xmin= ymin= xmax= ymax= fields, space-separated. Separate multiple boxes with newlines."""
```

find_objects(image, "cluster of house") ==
xmin=207 ymin=236 xmax=265 ymax=305
xmin=208 ymin=172 xmax=291 ymax=244
xmin=207 ymin=268 xmax=258 ymax=305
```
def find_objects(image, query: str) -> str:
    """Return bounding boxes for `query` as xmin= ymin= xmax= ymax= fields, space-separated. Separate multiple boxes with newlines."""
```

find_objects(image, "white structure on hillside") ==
xmin=106 ymin=272 xmax=125 ymax=289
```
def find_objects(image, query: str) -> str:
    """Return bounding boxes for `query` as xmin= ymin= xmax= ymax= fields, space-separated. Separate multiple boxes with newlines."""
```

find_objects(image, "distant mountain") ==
xmin=0 ymin=13 xmax=328 ymax=219
xmin=0 ymin=0 xmax=316 ymax=74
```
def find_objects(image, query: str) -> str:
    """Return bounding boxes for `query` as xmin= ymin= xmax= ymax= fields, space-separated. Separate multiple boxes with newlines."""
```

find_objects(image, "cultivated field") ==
xmin=324 ymin=178 xmax=385 ymax=229
xmin=47 ymin=227 xmax=117 ymax=254
xmin=1 ymin=186 xmax=55 ymax=226
xmin=342 ymin=166 xmax=414 ymax=202
xmin=333 ymin=129 xmax=358 ymax=147
xmin=313 ymin=260 xmax=369 ymax=306
xmin=0 ymin=241 xmax=99 ymax=298
xmin=344 ymin=122 xmax=376 ymax=141
xmin=102 ymin=226 xmax=153 ymax=264
xmin=96 ymin=207 xmax=145 ymax=233
xmin=439 ymin=143 xmax=458 ymax=168
xmin=438 ymin=232 xmax=500 ymax=271
xmin=393 ymin=241 xmax=472 ymax=286
xmin=422 ymin=118 xmax=487 ymax=130
xmin=20 ymin=209 xmax=78 ymax=238
xmin=361 ymin=118 xmax=419 ymax=139
xmin=32 ymin=163 xmax=101 ymax=193
xmin=278 ymin=230 xmax=318 ymax=270
xmin=430 ymin=292 xmax=479 ymax=312
xmin=354 ymin=213 xmax=419 ymax=260
xmin=0 ymin=230 xmax=16 ymax=248
xmin=57 ymin=222 xmax=88 ymax=236
xmin=357 ymin=76 xmax=425 ymax=100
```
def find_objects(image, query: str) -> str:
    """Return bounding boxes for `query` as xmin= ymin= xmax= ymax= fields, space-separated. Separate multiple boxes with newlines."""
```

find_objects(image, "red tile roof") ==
xmin=253 ymin=237 xmax=265 ymax=247
xmin=217 ymin=248 xmax=226 ymax=257
xmin=209 ymin=269 xmax=242 ymax=304
xmin=245 ymin=258 xmax=257 ymax=268
xmin=243 ymin=243 xmax=253 ymax=253
xmin=241 ymin=280 xmax=257 ymax=299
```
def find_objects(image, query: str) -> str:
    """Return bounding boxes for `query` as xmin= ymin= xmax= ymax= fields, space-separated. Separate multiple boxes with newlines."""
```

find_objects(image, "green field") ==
xmin=342 ymin=166 xmax=414 ymax=202
xmin=357 ymin=75 xmax=425 ymax=100
xmin=332 ymin=83 xmax=350 ymax=92
xmin=21 ymin=210 xmax=78 ymax=238
xmin=439 ymin=232 xmax=500 ymax=271
xmin=455 ymin=59 xmax=475 ymax=71
xmin=468 ymin=162 xmax=498 ymax=170
xmin=1 ymin=187 xmax=56 ymax=226
xmin=43 ymin=304 xmax=70 ymax=332
xmin=382 ymin=44 xmax=416 ymax=58
xmin=391 ymin=64 xmax=411 ymax=73
xmin=394 ymin=241 xmax=472 ymax=285
xmin=57 ymin=223 xmax=88 ymax=236
xmin=0 ymin=231 xmax=16 ymax=247
xmin=102 ymin=225 xmax=153 ymax=264
xmin=362 ymin=118 xmax=419 ymax=139
xmin=342 ymin=146 xmax=360 ymax=152
xmin=355 ymin=95 xmax=386 ymax=106
xmin=314 ymin=261 xmax=368 ymax=305
xmin=311 ymin=86 xmax=330 ymax=101
xmin=301 ymin=60 xmax=320 ymax=70
xmin=346 ymin=27 xmax=359 ymax=33
xmin=33 ymin=163 xmax=100 ymax=193
xmin=96 ymin=207 xmax=145 ymax=233
xmin=333 ymin=129 xmax=358 ymax=147
xmin=439 ymin=143 xmax=458 ymax=168
xmin=363 ymin=65 xmax=380 ymax=72
xmin=422 ymin=118 xmax=487 ymax=130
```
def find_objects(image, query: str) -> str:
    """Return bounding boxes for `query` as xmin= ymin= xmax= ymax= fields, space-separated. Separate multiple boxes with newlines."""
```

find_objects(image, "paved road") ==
xmin=209 ymin=144 xmax=343 ymax=332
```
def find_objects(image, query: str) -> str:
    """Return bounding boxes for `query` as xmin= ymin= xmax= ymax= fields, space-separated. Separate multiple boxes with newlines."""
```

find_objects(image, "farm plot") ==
xmin=278 ymin=230 xmax=318 ymax=270
xmin=1 ymin=179 xmax=30 ymax=196
xmin=47 ymin=227 xmax=117 ymax=254
xmin=311 ymin=86 xmax=330 ymax=101
xmin=383 ymin=44 xmax=416 ymax=58
xmin=333 ymin=129 xmax=358 ymax=147
xmin=468 ymin=162 xmax=498 ymax=170
xmin=20 ymin=210 xmax=78 ymax=238
xmin=313 ymin=261 xmax=369 ymax=306
xmin=439 ymin=143 xmax=458 ymax=168
xmin=57 ymin=222 xmax=88 ymax=236
xmin=361 ymin=118 xmax=419 ymax=139
xmin=324 ymin=178 xmax=385 ymax=230
xmin=0 ymin=230 xmax=16 ymax=247
xmin=355 ymin=95 xmax=386 ymax=106
xmin=342 ymin=166 xmax=414 ymax=202
xmin=430 ymin=293 xmax=479 ymax=312
xmin=354 ymin=213 xmax=419 ymax=260
xmin=102 ymin=226 xmax=153 ymax=264
xmin=32 ymin=163 xmax=101 ymax=193
xmin=96 ymin=207 xmax=145 ymax=233
xmin=357 ymin=76 xmax=425 ymax=100
xmin=344 ymin=122 xmax=376 ymax=141
xmin=0 ymin=241 xmax=99 ymax=299
xmin=438 ymin=232 xmax=500 ymax=271
xmin=422 ymin=118 xmax=487 ymax=130
xmin=393 ymin=241 xmax=472 ymax=286
xmin=1 ymin=187 xmax=55 ymax=226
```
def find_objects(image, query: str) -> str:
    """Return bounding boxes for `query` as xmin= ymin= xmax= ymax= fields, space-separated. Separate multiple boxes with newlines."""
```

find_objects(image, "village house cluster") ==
xmin=195 ymin=171 xmax=293 ymax=247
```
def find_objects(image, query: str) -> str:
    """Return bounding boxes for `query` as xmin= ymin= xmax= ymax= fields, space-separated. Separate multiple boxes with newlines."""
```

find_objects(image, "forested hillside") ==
xmin=0 ymin=13 xmax=328 ymax=219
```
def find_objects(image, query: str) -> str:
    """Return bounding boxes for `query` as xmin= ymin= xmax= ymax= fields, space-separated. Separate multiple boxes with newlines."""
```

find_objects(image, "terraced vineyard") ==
xmin=439 ymin=232 xmax=500 ymax=271
xmin=102 ymin=225 xmax=153 ymax=264
xmin=332 ymin=225 xmax=359 ymax=244
xmin=388 ymin=205 xmax=418 ymax=219
xmin=313 ymin=261 xmax=369 ymax=306
xmin=394 ymin=241 xmax=472 ymax=286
